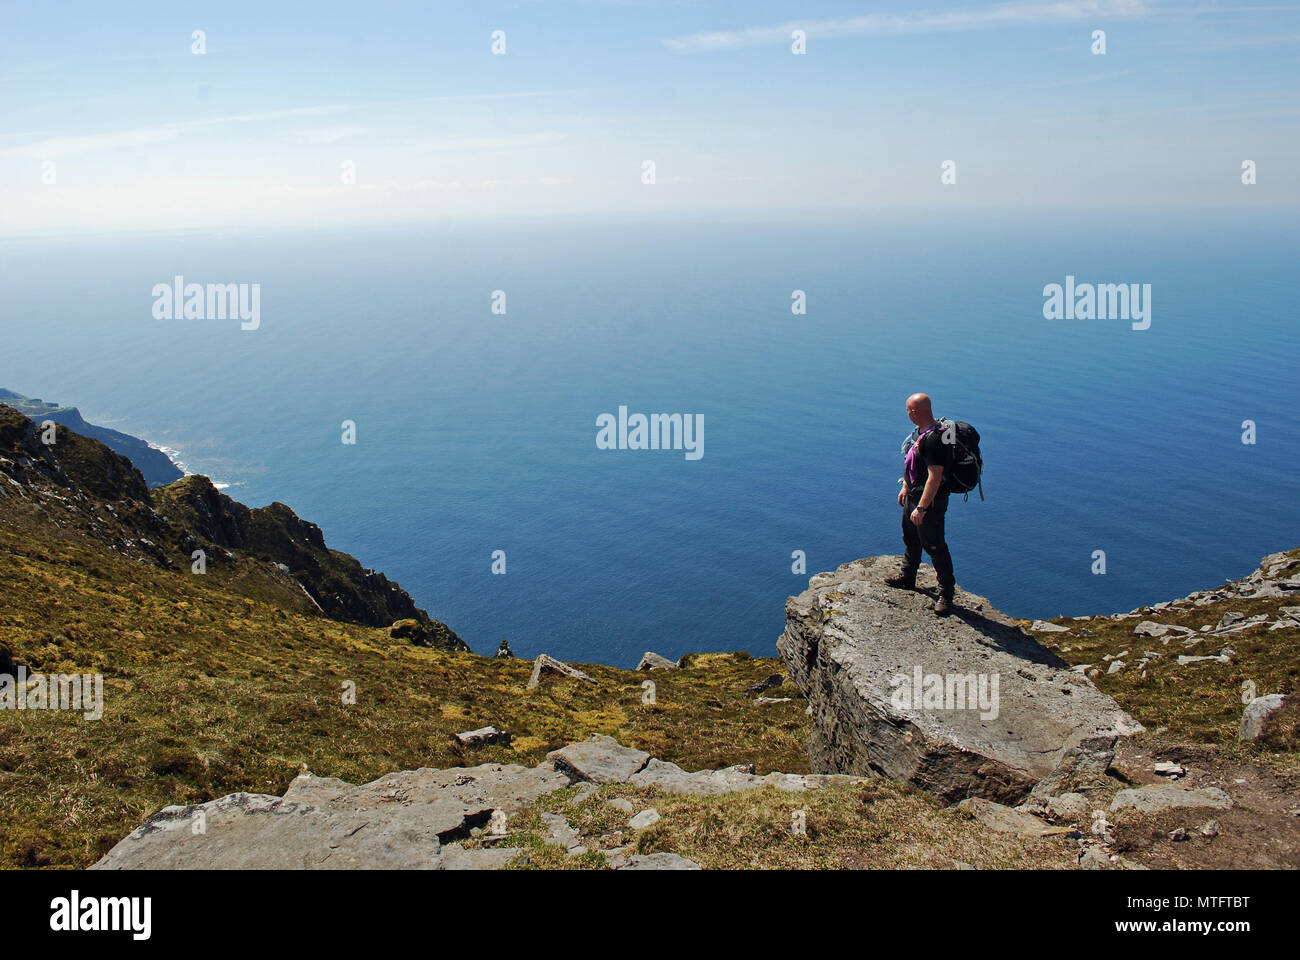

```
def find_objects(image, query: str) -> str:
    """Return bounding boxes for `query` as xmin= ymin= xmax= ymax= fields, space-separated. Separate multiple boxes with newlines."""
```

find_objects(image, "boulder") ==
xmin=1239 ymin=694 xmax=1287 ymax=742
xmin=527 ymin=654 xmax=596 ymax=689
xmin=779 ymin=557 xmax=1144 ymax=804
xmin=637 ymin=651 xmax=677 ymax=671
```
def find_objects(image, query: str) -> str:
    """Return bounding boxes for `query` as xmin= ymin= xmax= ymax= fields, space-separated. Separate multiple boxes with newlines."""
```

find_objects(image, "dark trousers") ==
xmin=901 ymin=490 xmax=955 ymax=597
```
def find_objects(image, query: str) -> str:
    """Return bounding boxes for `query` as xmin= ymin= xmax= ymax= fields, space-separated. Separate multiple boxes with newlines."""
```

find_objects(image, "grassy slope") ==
xmin=0 ymin=497 xmax=816 ymax=868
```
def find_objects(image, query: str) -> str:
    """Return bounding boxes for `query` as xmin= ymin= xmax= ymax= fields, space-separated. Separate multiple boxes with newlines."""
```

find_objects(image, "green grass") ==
xmin=0 ymin=502 xmax=812 ymax=868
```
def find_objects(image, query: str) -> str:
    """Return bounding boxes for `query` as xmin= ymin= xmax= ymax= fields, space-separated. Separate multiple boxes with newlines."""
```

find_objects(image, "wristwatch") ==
xmin=916 ymin=505 xmax=929 ymax=513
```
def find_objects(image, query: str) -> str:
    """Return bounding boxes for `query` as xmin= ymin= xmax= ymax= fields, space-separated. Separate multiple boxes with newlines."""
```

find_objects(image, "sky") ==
xmin=1 ymin=0 xmax=1297 ymax=235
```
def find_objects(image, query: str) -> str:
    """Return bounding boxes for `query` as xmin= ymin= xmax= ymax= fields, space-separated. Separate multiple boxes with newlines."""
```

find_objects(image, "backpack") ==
xmin=937 ymin=418 xmax=984 ymax=500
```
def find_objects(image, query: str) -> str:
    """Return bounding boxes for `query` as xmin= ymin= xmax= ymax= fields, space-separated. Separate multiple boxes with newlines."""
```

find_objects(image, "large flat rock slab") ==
xmin=778 ymin=556 xmax=1144 ymax=805
xmin=92 ymin=763 xmax=571 ymax=870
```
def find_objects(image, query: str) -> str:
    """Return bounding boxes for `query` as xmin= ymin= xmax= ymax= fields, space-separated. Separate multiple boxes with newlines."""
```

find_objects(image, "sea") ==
xmin=3 ymin=206 xmax=1297 ymax=666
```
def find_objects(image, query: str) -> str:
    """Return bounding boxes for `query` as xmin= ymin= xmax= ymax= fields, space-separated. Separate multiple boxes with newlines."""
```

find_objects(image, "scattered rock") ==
xmin=629 ymin=809 xmax=661 ymax=830
xmin=607 ymin=798 xmax=634 ymax=814
xmin=744 ymin=674 xmax=786 ymax=697
xmin=1019 ymin=791 xmax=1090 ymax=824
xmin=629 ymin=757 xmax=856 ymax=796
xmin=567 ymin=783 xmax=599 ymax=806
xmin=1133 ymin=621 xmax=1170 ymax=637
xmin=527 ymin=654 xmax=597 ymax=689
xmin=455 ymin=726 xmax=511 ymax=747
xmin=1030 ymin=620 xmax=1069 ymax=633
xmin=1217 ymin=612 xmax=1245 ymax=630
xmin=539 ymin=812 xmax=581 ymax=851
xmin=1239 ymin=694 xmax=1287 ymax=742
xmin=616 ymin=853 xmax=700 ymax=870
xmin=1107 ymin=660 xmax=1125 ymax=674
xmin=1153 ymin=761 xmax=1185 ymax=778
xmin=546 ymin=735 xmax=650 ymax=783
xmin=1168 ymin=826 xmax=1190 ymax=842
xmin=1078 ymin=846 xmax=1112 ymax=870
xmin=753 ymin=696 xmax=792 ymax=706
xmin=1109 ymin=785 xmax=1233 ymax=815
xmin=956 ymin=798 xmax=1059 ymax=837
xmin=1200 ymin=819 xmax=1220 ymax=837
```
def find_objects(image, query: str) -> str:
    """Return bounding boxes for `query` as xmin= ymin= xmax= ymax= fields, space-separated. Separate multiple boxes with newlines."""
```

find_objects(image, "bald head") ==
xmin=906 ymin=393 xmax=935 ymax=428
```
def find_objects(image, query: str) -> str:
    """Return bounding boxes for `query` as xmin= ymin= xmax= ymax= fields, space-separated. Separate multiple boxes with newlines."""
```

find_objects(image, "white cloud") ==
xmin=662 ymin=0 xmax=1151 ymax=53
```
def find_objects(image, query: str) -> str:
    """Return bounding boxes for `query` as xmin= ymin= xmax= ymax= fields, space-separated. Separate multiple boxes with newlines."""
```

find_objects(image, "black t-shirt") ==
xmin=907 ymin=426 xmax=956 ymax=497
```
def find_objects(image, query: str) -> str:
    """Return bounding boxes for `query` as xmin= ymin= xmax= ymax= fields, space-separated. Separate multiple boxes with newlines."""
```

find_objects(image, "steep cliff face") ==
xmin=0 ymin=388 xmax=183 ymax=487
xmin=0 ymin=402 xmax=464 ymax=650
xmin=1 ymin=402 xmax=151 ymax=503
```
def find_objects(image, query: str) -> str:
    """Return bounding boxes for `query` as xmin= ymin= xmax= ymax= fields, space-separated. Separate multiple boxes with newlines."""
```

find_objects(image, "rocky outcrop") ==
xmin=779 ymin=556 xmax=1144 ymax=805
xmin=92 ymin=761 xmax=568 ymax=870
xmin=92 ymin=735 xmax=844 ymax=870
xmin=1 ymin=402 xmax=465 ymax=650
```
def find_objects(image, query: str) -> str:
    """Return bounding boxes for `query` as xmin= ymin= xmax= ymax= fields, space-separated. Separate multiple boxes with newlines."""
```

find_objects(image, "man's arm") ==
xmin=910 ymin=464 xmax=943 ymax=525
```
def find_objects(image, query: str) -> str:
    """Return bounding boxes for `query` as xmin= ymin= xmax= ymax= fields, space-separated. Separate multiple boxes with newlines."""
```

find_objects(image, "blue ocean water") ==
xmin=2 ymin=208 xmax=1297 ymax=666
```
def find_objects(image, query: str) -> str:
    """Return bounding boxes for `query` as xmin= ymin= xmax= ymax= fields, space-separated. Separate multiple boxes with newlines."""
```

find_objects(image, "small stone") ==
xmin=1107 ymin=660 xmax=1125 ymax=674
xmin=628 ymin=809 xmax=661 ymax=830
xmin=607 ymin=798 xmax=634 ymax=814
xmin=617 ymin=852 xmax=700 ymax=870
xmin=1168 ymin=826 xmax=1190 ymax=842
xmin=1153 ymin=761 xmax=1185 ymax=778
xmin=1199 ymin=820 xmax=1220 ymax=837
xmin=1134 ymin=621 xmax=1170 ymax=637
xmin=455 ymin=726 xmax=511 ymax=747
xmin=1078 ymin=846 xmax=1112 ymax=870
xmin=1030 ymin=620 xmax=1069 ymax=632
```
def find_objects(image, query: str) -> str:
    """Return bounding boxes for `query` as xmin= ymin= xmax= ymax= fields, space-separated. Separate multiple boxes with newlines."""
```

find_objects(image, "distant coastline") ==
xmin=0 ymin=387 xmax=184 ymax=488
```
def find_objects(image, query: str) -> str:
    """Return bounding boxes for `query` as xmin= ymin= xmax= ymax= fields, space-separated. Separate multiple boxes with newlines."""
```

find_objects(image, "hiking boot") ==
xmin=884 ymin=574 xmax=916 ymax=591
xmin=934 ymin=595 xmax=954 ymax=617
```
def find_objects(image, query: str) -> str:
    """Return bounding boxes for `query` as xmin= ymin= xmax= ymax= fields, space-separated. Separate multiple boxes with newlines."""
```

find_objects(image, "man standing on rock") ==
xmin=886 ymin=393 xmax=956 ymax=616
